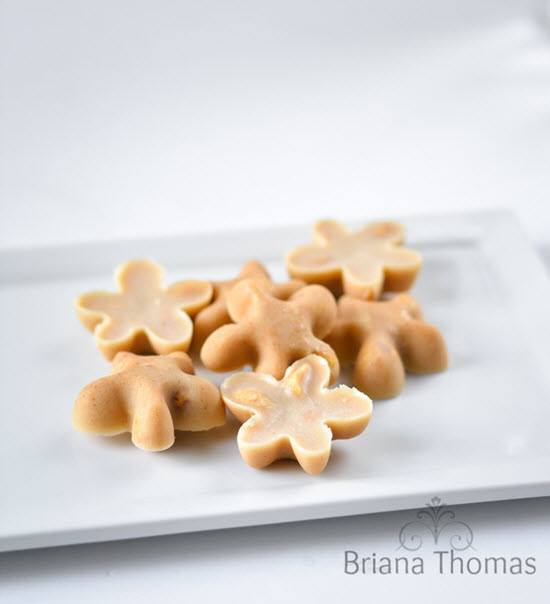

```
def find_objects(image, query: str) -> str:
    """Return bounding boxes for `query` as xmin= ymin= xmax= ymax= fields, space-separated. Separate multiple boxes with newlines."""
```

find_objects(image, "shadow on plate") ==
xmin=99 ymin=414 xmax=239 ymax=452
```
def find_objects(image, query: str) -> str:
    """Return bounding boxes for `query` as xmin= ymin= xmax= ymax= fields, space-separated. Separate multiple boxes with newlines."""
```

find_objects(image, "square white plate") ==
xmin=1 ymin=210 xmax=549 ymax=553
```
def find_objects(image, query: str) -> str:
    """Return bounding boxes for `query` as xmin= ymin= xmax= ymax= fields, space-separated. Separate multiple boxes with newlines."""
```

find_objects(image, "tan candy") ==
xmin=201 ymin=279 xmax=340 ymax=382
xmin=326 ymin=294 xmax=448 ymax=399
xmin=221 ymin=355 xmax=372 ymax=474
xmin=286 ymin=220 xmax=422 ymax=300
xmin=73 ymin=352 xmax=225 ymax=451
xmin=193 ymin=260 xmax=304 ymax=350
xmin=75 ymin=259 xmax=212 ymax=360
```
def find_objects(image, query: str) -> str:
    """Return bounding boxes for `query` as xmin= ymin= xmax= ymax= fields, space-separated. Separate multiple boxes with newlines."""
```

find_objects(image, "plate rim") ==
xmin=2 ymin=209 xmax=550 ymax=552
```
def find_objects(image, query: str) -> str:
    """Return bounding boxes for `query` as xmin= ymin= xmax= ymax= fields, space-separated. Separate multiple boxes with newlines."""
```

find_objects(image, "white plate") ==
xmin=1 ymin=210 xmax=549 ymax=553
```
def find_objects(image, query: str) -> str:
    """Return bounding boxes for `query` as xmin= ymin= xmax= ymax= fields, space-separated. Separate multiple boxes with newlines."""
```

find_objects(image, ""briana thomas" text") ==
xmin=344 ymin=550 xmax=536 ymax=575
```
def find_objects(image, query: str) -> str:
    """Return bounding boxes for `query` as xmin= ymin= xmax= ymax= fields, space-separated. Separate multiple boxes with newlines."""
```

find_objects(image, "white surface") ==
xmin=2 ymin=497 xmax=550 ymax=604
xmin=1 ymin=211 xmax=550 ymax=553
xmin=1 ymin=0 xmax=549 ymax=252
xmin=2 ymin=0 xmax=550 ymax=601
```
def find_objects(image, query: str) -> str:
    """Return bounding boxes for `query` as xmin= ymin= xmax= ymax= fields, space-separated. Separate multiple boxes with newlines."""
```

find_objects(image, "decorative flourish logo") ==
xmin=344 ymin=495 xmax=536 ymax=576
xmin=398 ymin=497 xmax=474 ymax=552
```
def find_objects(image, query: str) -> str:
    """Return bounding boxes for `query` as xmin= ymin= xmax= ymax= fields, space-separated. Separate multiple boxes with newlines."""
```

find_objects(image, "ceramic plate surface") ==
xmin=1 ymin=211 xmax=549 ymax=552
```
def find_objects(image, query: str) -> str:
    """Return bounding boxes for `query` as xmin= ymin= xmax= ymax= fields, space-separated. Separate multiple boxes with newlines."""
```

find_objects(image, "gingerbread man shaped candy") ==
xmin=326 ymin=294 xmax=447 ymax=399
xmin=286 ymin=220 xmax=421 ymax=300
xmin=201 ymin=279 xmax=340 ymax=382
xmin=75 ymin=259 xmax=212 ymax=360
xmin=221 ymin=355 xmax=372 ymax=474
xmin=193 ymin=260 xmax=303 ymax=350
xmin=73 ymin=352 xmax=225 ymax=451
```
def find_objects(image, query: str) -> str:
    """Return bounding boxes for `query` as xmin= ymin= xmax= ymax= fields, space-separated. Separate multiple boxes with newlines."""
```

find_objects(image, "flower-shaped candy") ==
xmin=201 ymin=279 xmax=340 ymax=381
xmin=73 ymin=352 xmax=225 ymax=451
xmin=76 ymin=259 xmax=213 ymax=359
xmin=193 ymin=260 xmax=304 ymax=350
xmin=286 ymin=220 xmax=422 ymax=300
xmin=326 ymin=294 xmax=448 ymax=399
xmin=221 ymin=355 xmax=372 ymax=474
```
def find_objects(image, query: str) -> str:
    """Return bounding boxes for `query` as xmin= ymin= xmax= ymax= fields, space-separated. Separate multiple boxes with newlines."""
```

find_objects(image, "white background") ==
xmin=1 ymin=0 xmax=549 ymax=253
xmin=1 ymin=1 xmax=550 ymax=602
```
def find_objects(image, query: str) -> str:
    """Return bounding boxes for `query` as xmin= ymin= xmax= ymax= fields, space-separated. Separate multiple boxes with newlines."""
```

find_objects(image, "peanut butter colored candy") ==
xmin=193 ymin=260 xmax=304 ymax=350
xmin=221 ymin=355 xmax=372 ymax=474
xmin=326 ymin=294 xmax=448 ymax=399
xmin=286 ymin=220 xmax=422 ymax=300
xmin=201 ymin=279 xmax=340 ymax=382
xmin=75 ymin=259 xmax=213 ymax=360
xmin=73 ymin=352 xmax=225 ymax=451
